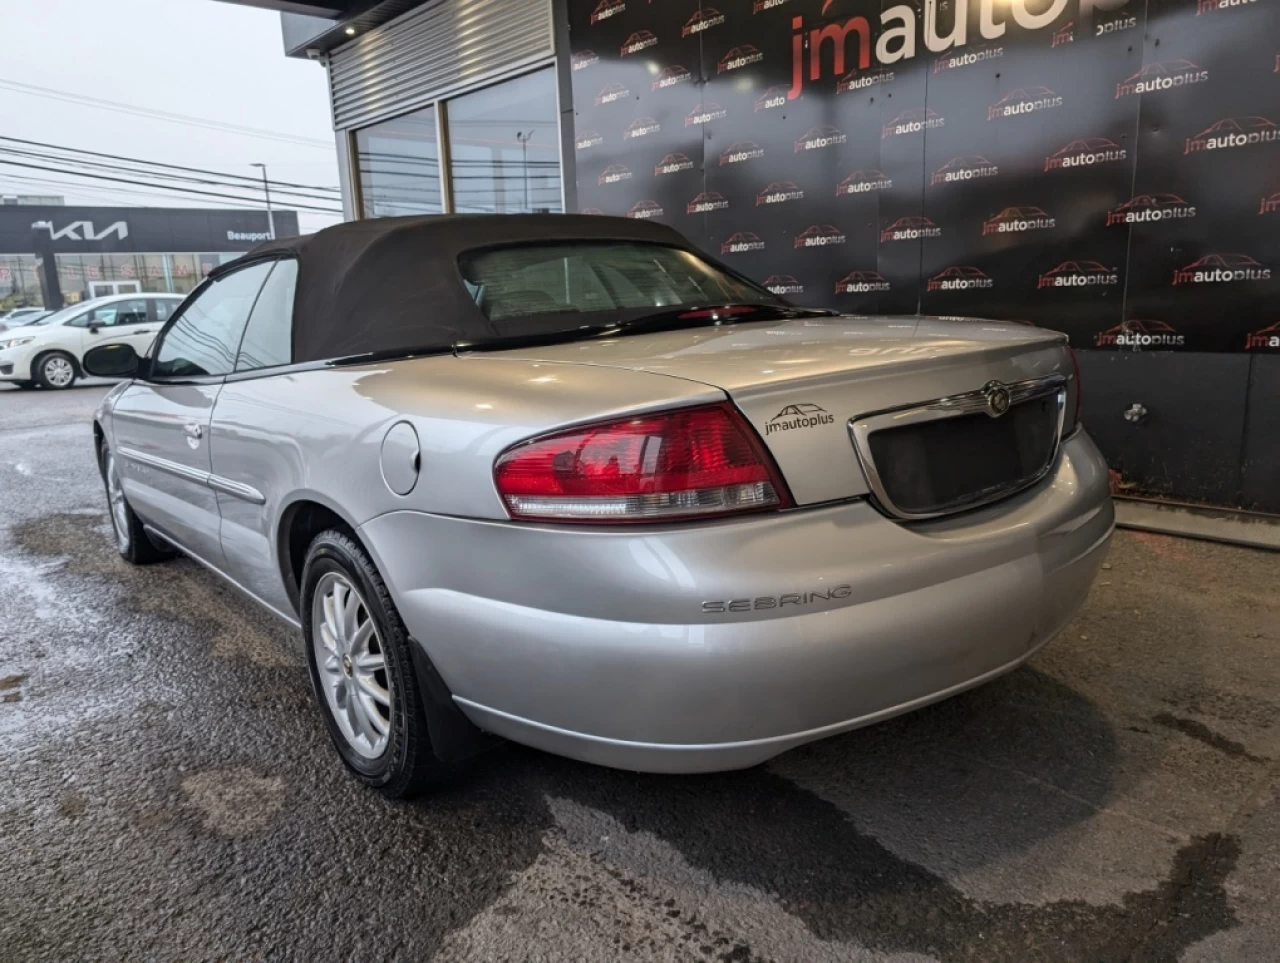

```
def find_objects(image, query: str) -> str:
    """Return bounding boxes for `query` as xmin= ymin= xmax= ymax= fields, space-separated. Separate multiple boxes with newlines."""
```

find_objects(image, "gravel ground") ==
xmin=1 ymin=382 xmax=1277 ymax=963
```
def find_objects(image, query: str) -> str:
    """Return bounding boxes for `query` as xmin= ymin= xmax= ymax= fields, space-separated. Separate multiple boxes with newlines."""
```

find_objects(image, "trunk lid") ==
xmin=472 ymin=315 xmax=1075 ymax=507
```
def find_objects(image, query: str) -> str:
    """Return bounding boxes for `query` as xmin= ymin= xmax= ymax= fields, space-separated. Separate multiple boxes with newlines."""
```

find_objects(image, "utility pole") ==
xmin=251 ymin=163 xmax=276 ymax=239
xmin=516 ymin=131 xmax=533 ymax=212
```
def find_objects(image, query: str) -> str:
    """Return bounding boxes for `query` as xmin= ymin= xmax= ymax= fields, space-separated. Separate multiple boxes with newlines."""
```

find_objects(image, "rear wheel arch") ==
xmin=277 ymin=497 xmax=366 ymax=616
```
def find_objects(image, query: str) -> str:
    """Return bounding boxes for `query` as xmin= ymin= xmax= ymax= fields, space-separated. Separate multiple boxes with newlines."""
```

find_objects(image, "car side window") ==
xmin=109 ymin=300 xmax=150 ymax=326
xmin=235 ymin=259 xmax=297 ymax=372
xmin=63 ymin=307 xmax=96 ymax=328
xmin=152 ymin=299 xmax=180 ymax=324
xmin=152 ymin=262 xmax=274 ymax=379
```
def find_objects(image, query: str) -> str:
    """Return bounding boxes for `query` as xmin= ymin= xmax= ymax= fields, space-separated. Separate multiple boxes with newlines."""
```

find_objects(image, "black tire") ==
xmin=98 ymin=442 xmax=173 ymax=565
xmin=33 ymin=351 xmax=78 ymax=390
xmin=13 ymin=381 xmax=38 ymax=390
xmin=300 ymin=530 xmax=449 ymax=798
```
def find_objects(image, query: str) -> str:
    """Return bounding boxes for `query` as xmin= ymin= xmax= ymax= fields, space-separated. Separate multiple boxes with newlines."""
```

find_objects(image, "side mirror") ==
xmin=88 ymin=323 xmax=101 ymax=335
xmin=82 ymin=343 xmax=141 ymax=379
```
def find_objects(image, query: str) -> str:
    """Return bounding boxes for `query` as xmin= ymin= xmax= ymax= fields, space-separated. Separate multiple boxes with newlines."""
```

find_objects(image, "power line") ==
xmin=0 ymin=158 xmax=343 ymax=215
xmin=0 ymin=144 xmax=340 ymax=204
xmin=0 ymin=77 xmax=334 ymax=150
xmin=0 ymin=136 xmax=341 ymax=194
xmin=0 ymin=171 xmax=343 ymax=217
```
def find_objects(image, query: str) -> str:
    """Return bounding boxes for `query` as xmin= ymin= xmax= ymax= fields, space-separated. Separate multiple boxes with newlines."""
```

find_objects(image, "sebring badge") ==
xmin=982 ymin=381 xmax=1012 ymax=417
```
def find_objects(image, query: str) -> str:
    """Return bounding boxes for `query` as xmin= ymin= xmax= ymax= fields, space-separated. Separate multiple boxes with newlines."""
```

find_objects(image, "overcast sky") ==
xmin=0 ymin=0 xmax=342 ymax=232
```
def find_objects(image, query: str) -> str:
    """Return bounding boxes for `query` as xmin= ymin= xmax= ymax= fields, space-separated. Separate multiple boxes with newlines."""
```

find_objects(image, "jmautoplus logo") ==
xmin=621 ymin=30 xmax=658 ymax=56
xmin=1045 ymin=137 xmax=1128 ymax=171
xmin=595 ymin=83 xmax=630 ymax=105
xmin=838 ymin=170 xmax=893 ymax=195
xmin=688 ymin=192 xmax=730 ymax=214
xmin=836 ymin=270 xmax=891 ymax=294
xmin=784 ymin=0 xmax=1121 ymax=102
xmin=590 ymin=0 xmax=624 ymax=24
xmin=766 ymin=404 xmax=834 ymax=436
xmin=623 ymin=117 xmax=661 ymax=140
xmin=1197 ymin=0 xmax=1258 ymax=14
xmin=685 ymin=103 xmax=728 ymax=126
xmin=719 ymin=45 xmax=764 ymax=73
xmin=1097 ymin=14 xmax=1138 ymax=34
xmin=1260 ymin=191 xmax=1280 ymax=214
xmin=983 ymin=206 xmax=1056 ymax=235
xmin=1116 ymin=60 xmax=1209 ymax=99
xmin=764 ymin=274 xmax=804 ymax=295
xmin=794 ymin=225 xmax=847 ymax=248
xmin=757 ymin=181 xmax=804 ymax=205
xmin=1051 ymin=20 xmax=1074 ymax=46
xmin=882 ymin=108 xmax=944 ymax=139
xmin=795 ymin=125 xmax=848 ymax=151
xmin=1037 ymin=260 xmax=1119 ymax=289
xmin=627 ymin=201 xmax=665 ymax=220
xmin=837 ymin=66 xmax=894 ymax=93
xmin=653 ymin=65 xmax=692 ymax=90
xmin=934 ymin=44 xmax=1003 ymax=73
xmin=655 ymin=152 xmax=695 ymax=175
xmin=571 ymin=50 xmax=599 ymax=71
xmin=575 ymin=130 xmax=604 ymax=150
xmin=598 ymin=164 xmax=632 ymax=185
xmin=720 ymin=141 xmax=765 ymax=165
xmin=755 ymin=86 xmax=789 ymax=111
xmin=880 ymin=217 xmax=942 ymax=242
xmin=1096 ymin=320 xmax=1185 ymax=348
xmin=931 ymin=155 xmax=999 ymax=185
xmin=683 ymin=7 xmax=725 ymax=36
xmin=1185 ymin=116 xmax=1279 ymax=154
xmin=753 ymin=0 xmax=792 ymax=11
xmin=721 ymin=232 xmax=766 ymax=254
xmin=927 ymin=266 xmax=993 ymax=291
xmin=1245 ymin=321 xmax=1280 ymax=350
xmin=988 ymin=86 xmax=1063 ymax=120
xmin=1106 ymin=194 xmax=1196 ymax=226
xmin=1173 ymin=253 xmax=1271 ymax=285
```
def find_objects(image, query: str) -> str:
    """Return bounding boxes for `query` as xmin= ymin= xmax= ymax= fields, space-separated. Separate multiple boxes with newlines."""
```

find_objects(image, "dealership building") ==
xmin=0 ymin=204 xmax=299 ymax=310
xmin=230 ymin=0 xmax=1277 ymax=517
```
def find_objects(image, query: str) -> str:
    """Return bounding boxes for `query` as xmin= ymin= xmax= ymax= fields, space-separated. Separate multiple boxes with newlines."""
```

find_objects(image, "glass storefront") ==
xmin=355 ymin=107 xmax=444 ymax=218
xmin=447 ymin=70 xmax=561 ymax=214
xmin=0 ymin=252 xmax=243 ymax=310
xmin=354 ymin=67 xmax=561 ymax=218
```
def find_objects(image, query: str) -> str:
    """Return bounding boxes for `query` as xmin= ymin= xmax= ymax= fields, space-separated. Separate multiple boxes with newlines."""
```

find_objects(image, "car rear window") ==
xmin=458 ymin=241 xmax=779 ymax=323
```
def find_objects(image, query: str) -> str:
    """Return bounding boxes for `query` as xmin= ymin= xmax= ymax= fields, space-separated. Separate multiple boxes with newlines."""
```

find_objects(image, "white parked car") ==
xmin=0 ymin=293 xmax=183 ymax=390
xmin=0 ymin=307 xmax=50 ymax=332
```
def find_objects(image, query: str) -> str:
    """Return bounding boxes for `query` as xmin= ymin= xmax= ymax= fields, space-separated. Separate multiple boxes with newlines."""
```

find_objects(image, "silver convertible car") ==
xmin=86 ymin=215 xmax=1113 ymax=797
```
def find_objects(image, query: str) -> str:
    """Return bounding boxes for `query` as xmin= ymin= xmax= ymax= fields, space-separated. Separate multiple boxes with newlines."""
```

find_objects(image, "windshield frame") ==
xmin=455 ymin=239 xmax=791 ymax=338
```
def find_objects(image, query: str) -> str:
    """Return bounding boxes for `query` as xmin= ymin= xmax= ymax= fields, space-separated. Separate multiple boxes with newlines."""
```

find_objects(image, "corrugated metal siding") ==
xmin=329 ymin=0 xmax=554 ymax=131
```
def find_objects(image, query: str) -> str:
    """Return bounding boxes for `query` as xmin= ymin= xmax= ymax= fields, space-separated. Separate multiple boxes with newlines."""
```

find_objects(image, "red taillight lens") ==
xmin=494 ymin=403 xmax=791 ymax=523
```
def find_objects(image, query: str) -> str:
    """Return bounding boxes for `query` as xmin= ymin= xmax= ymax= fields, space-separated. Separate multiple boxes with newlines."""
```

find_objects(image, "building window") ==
xmin=446 ymin=69 xmax=562 ymax=214
xmin=355 ymin=105 xmax=444 ymax=218
xmin=352 ymin=67 xmax=562 ymax=219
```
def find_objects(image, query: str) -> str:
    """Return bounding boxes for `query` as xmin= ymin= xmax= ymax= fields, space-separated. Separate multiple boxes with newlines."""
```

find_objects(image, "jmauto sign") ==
xmin=566 ymin=0 xmax=1280 ymax=354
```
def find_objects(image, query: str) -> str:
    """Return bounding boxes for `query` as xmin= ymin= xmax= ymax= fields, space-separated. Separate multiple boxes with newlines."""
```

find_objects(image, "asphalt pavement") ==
xmin=1 ymin=381 xmax=1277 ymax=963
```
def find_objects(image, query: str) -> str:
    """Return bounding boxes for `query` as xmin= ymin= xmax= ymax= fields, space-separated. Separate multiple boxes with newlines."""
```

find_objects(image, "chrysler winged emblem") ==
xmin=982 ymin=381 xmax=1012 ymax=417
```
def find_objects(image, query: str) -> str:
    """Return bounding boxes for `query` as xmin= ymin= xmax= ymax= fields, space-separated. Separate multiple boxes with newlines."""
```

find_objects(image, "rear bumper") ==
xmin=360 ymin=430 xmax=1113 ymax=773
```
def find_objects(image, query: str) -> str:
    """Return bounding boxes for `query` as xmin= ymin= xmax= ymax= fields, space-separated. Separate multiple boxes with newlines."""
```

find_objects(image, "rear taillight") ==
xmin=494 ymin=403 xmax=791 ymax=523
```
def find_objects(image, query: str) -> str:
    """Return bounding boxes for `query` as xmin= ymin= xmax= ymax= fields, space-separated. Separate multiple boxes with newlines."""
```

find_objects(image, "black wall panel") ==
xmin=563 ymin=0 xmax=1280 ymax=511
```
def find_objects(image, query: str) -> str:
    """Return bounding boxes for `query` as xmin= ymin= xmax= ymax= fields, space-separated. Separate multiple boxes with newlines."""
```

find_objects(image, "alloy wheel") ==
xmin=105 ymin=451 xmax=131 ymax=553
xmin=43 ymin=356 xmax=74 ymax=388
xmin=311 ymin=573 xmax=392 ymax=759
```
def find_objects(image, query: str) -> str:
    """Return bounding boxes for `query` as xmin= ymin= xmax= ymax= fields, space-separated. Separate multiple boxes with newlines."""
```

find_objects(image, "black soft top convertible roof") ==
xmin=215 ymin=213 xmax=692 ymax=365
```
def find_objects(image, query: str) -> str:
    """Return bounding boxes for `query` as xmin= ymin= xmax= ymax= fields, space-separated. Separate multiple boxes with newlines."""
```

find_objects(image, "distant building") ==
xmin=0 ymin=205 xmax=298 ymax=310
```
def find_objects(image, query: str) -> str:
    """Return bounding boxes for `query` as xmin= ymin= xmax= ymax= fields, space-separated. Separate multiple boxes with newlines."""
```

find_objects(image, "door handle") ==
xmin=134 ymin=329 xmax=151 ymax=334
xmin=183 ymin=423 xmax=204 ymax=440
